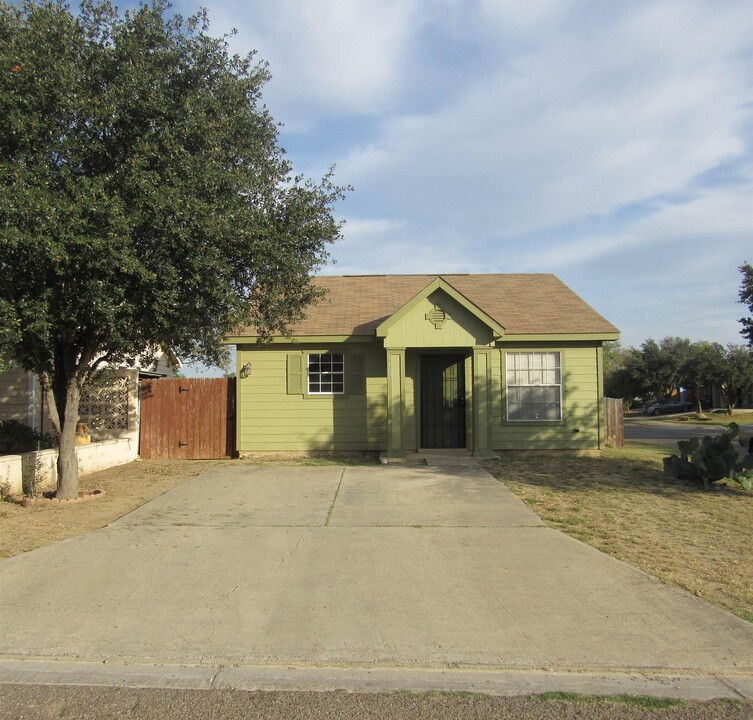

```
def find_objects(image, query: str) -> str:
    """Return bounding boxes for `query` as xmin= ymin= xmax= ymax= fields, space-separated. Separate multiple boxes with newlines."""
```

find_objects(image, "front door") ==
xmin=420 ymin=355 xmax=466 ymax=448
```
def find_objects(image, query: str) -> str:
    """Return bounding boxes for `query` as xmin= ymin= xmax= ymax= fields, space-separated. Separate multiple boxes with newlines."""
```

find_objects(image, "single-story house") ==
xmin=226 ymin=274 xmax=620 ymax=458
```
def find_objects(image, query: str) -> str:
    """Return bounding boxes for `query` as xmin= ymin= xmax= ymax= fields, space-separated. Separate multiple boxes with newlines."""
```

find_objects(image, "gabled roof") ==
xmin=232 ymin=274 xmax=619 ymax=338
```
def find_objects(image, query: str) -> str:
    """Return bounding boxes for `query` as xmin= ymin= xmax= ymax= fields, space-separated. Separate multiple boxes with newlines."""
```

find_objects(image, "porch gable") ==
xmin=376 ymin=278 xmax=505 ymax=349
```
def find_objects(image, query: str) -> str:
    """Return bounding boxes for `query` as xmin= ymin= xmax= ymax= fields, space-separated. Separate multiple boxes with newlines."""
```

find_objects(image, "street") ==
xmin=625 ymin=416 xmax=751 ymax=454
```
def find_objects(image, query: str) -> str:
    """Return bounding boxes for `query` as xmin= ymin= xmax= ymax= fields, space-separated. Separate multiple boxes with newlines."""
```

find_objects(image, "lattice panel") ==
xmin=79 ymin=376 xmax=130 ymax=430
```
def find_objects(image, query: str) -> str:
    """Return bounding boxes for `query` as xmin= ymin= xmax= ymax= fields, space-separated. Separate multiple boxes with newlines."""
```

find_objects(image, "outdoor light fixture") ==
xmin=239 ymin=362 xmax=253 ymax=379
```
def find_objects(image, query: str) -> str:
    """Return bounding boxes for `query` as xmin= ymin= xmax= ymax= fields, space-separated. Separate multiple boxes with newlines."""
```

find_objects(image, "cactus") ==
xmin=664 ymin=423 xmax=753 ymax=491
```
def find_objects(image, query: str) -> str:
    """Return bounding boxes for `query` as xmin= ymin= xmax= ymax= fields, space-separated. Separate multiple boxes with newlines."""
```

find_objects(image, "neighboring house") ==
xmin=709 ymin=386 xmax=753 ymax=411
xmin=0 ymin=348 xmax=179 ymax=442
xmin=226 ymin=274 xmax=620 ymax=458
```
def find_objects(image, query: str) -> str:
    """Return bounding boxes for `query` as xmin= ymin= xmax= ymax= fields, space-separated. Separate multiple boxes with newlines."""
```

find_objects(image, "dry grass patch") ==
xmin=482 ymin=444 xmax=753 ymax=621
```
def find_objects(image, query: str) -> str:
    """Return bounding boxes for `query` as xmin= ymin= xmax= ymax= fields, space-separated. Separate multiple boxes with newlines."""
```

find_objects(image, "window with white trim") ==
xmin=506 ymin=352 xmax=562 ymax=421
xmin=308 ymin=352 xmax=345 ymax=394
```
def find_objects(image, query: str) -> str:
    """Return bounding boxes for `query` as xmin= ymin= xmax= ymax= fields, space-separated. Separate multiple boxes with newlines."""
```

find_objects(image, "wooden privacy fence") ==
xmin=604 ymin=397 xmax=624 ymax=449
xmin=139 ymin=378 xmax=235 ymax=459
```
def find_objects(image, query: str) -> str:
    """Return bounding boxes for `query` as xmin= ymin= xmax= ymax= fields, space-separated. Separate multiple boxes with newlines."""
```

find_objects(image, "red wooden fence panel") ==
xmin=139 ymin=378 xmax=235 ymax=459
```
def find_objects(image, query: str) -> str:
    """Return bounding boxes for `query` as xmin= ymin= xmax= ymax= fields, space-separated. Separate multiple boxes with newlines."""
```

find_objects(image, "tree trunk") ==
xmin=55 ymin=379 xmax=81 ymax=500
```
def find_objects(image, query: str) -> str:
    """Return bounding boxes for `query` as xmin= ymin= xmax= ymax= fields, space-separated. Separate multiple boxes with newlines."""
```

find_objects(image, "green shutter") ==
xmin=287 ymin=353 xmax=304 ymax=395
xmin=349 ymin=353 xmax=366 ymax=394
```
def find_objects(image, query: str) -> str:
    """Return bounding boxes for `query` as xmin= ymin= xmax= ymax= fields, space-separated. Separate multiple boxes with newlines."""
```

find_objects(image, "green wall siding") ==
xmin=235 ymin=341 xmax=603 ymax=453
xmin=493 ymin=345 xmax=601 ymax=450
xmin=236 ymin=343 xmax=388 ymax=452
xmin=383 ymin=291 xmax=494 ymax=348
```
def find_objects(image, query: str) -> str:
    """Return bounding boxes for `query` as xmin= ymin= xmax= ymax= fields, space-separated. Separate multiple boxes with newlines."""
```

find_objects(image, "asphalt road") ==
xmin=625 ymin=417 xmax=752 ymax=452
xmin=1 ymin=685 xmax=751 ymax=720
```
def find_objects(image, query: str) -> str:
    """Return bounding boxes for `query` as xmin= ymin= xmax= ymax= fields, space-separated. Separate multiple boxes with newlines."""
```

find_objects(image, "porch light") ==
xmin=240 ymin=362 xmax=253 ymax=379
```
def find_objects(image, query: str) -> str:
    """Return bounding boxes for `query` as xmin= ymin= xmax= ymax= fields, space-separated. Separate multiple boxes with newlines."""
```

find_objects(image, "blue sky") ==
xmin=162 ymin=0 xmax=752 ymax=374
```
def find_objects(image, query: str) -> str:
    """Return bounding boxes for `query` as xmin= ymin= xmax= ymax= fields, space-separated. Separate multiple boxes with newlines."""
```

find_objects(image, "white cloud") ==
xmin=513 ymin=183 xmax=753 ymax=272
xmin=336 ymin=1 xmax=751 ymax=238
xmin=189 ymin=0 xmax=422 ymax=128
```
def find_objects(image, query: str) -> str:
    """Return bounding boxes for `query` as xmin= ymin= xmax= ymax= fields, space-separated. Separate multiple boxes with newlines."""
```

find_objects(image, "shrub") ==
xmin=0 ymin=420 xmax=55 ymax=455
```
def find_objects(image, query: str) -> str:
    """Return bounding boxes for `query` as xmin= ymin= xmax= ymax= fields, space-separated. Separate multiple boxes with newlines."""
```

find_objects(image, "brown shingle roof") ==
xmin=237 ymin=274 xmax=619 ymax=337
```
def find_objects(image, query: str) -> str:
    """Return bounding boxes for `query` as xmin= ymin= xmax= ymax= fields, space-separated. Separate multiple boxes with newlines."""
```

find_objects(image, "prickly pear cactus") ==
xmin=664 ymin=422 xmax=750 ymax=491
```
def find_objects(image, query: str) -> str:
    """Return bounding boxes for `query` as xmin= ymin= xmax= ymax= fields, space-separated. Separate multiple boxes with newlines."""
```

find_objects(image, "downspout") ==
xmin=596 ymin=345 xmax=603 ymax=450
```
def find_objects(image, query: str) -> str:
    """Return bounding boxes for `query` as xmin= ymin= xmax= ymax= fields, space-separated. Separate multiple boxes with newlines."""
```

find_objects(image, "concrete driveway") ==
xmin=1 ymin=459 xmax=752 ymax=696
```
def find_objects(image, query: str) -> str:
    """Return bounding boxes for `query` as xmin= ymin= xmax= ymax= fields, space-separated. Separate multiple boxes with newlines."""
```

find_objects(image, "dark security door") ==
xmin=420 ymin=355 xmax=466 ymax=449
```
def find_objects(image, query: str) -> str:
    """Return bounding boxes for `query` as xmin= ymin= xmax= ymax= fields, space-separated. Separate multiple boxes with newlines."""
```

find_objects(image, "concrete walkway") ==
xmin=0 ymin=460 xmax=752 ymax=699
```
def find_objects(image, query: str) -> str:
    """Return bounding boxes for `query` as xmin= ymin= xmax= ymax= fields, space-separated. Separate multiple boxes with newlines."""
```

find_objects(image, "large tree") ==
xmin=740 ymin=262 xmax=753 ymax=346
xmin=0 ymin=0 xmax=345 ymax=498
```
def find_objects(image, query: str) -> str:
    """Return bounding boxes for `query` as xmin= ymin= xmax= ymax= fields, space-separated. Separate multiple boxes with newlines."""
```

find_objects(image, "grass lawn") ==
xmin=482 ymin=443 xmax=753 ymax=622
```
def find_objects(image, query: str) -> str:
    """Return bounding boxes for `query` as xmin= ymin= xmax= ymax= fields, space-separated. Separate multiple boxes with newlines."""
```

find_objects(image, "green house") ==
xmin=226 ymin=274 xmax=619 ymax=458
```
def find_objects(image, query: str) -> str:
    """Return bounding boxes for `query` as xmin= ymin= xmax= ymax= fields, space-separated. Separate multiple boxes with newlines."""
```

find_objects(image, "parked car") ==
xmin=740 ymin=426 xmax=753 ymax=454
xmin=643 ymin=400 xmax=694 ymax=416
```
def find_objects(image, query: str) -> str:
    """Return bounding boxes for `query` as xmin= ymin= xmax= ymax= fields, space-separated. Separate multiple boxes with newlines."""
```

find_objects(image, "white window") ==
xmin=308 ymin=353 xmax=345 ymax=394
xmin=506 ymin=352 xmax=562 ymax=421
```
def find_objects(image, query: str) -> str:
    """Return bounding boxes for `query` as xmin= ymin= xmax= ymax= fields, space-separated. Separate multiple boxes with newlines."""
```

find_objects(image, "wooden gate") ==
xmin=139 ymin=378 xmax=236 ymax=459
xmin=604 ymin=397 xmax=624 ymax=449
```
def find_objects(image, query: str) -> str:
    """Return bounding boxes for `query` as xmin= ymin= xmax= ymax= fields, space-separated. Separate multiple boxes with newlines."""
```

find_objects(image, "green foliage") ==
xmin=1 ymin=0 xmax=344 ymax=369
xmin=740 ymin=262 xmax=753 ymax=346
xmin=537 ymin=692 xmax=687 ymax=709
xmin=611 ymin=335 xmax=753 ymax=414
xmin=0 ymin=0 xmax=346 ymax=497
xmin=681 ymin=341 xmax=726 ymax=411
xmin=664 ymin=423 xmax=753 ymax=491
xmin=602 ymin=341 xmax=644 ymax=401
xmin=721 ymin=344 xmax=753 ymax=412
xmin=637 ymin=337 xmax=692 ymax=400
xmin=0 ymin=419 xmax=55 ymax=455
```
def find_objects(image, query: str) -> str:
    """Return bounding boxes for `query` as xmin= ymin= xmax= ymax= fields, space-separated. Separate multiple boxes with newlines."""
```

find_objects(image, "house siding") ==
xmin=383 ymin=292 xmax=495 ymax=348
xmin=494 ymin=344 xmax=600 ymax=450
xmin=0 ymin=367 xmax=32 ymax=426
xmin=236 ymin=343 xmax=388 ymax=452
xmin=235 ymin=341 xmax=603 ymax=453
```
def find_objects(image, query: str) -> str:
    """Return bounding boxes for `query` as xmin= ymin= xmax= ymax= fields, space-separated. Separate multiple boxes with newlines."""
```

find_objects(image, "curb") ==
xmin=1 ymin=659 xmax=751 ymax=701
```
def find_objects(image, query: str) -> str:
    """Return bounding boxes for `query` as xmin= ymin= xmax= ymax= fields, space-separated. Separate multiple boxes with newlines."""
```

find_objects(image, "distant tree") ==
xmin=740 ymin=263 xmax=753 ymax=346
xmin=720 ymin=345 xmax=753 ymax=415
xmin=0 ymin=0 xmax=345 ymax=498
xmin=634 ymin=337 xmax=693 ymax=401
xmin=681 ymin=342 xmax=726 ymax=412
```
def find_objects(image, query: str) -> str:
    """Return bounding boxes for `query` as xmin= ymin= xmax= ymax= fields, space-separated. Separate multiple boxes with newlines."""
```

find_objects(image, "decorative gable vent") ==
xmin=425 ymin=305 xmax=450 ymax=329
